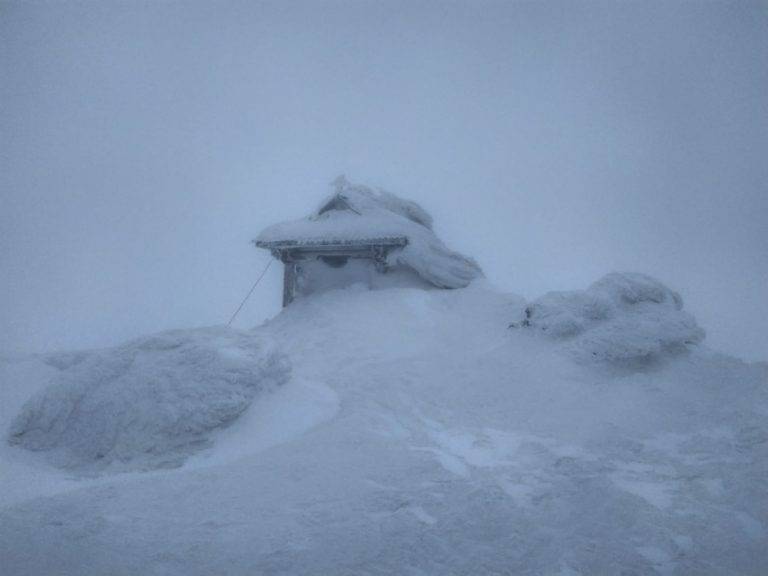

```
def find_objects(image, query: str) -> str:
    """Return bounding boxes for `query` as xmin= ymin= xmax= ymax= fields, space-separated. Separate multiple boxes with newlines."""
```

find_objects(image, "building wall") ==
xmin=293 ymin=257 xmax=429 ymax=299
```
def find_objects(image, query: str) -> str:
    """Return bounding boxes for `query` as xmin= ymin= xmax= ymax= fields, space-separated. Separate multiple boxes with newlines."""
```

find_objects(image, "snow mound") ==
xmin=7 ymin=327 xmax=290 ymax=472
xmin=256 ymin=176 xmax=483 ymax=289
xmin=516 ymin=272 xmax=705 ymax=366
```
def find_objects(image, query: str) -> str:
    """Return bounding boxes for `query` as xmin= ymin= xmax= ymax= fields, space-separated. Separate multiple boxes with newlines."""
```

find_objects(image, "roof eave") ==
xmin=254 ymin=236 xmax=408 ymax=251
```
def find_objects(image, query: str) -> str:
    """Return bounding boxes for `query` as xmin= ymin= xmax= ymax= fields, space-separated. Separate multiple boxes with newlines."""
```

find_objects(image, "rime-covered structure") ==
xmin=515 ymin=272 xmax=706 ymax=366
xmin=255 ymin=176 xmax=482 ymax=305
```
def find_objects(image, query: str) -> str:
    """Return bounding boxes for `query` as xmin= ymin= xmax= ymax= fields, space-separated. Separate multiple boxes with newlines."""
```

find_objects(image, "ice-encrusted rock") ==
xmin=7 ymin=326 xmax=290 ymax=472
xmin=516 ymin=272 xmax=705 ymax=366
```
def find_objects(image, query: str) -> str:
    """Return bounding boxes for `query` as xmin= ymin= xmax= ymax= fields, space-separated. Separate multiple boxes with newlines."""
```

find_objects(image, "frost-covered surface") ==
xmin=7 ymin=327 xmax=290 ymax=472
xmin=1 ymin=281 xmax=767 ymax=575
xmin=515 ymin=272 xmax=706 ymax=368
xmin=256 ymin=176 xmax=483 ymax=288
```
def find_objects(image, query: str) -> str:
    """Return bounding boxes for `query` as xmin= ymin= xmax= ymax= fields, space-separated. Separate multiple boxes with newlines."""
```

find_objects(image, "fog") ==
xmin=2 ymin=0 xmax=766 ymax=361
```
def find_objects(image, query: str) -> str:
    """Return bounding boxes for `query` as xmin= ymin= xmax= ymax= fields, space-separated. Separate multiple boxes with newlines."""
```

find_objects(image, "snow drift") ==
xmin=514 ymin=272 xmax=705 ymax=367
xmin=2 ymin=277 xmax=766 ymax=576
xmin=8 ymin=327 xmax=290 ymax=472
xmin=256 ymin=176 xmax=483 ymax=289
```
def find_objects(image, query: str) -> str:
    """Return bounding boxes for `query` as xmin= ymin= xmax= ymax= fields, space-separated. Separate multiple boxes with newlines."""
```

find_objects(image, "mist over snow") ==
xmin=1 ymin=1 xmax=767 ymax=575
xmin=1 ymin=0 xmax=766 ymax=361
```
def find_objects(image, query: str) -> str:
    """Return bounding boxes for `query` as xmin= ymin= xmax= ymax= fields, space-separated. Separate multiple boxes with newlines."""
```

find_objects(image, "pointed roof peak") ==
xmin=331 ymin=174 xmax=350 ymax=193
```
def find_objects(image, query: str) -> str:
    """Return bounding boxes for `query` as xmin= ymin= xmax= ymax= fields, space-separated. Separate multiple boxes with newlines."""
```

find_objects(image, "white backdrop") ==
xmin=2 ymin=1 xmax=766 ymax=361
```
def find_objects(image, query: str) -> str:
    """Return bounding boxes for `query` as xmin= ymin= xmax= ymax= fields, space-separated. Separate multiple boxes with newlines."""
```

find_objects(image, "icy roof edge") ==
xmin=254 ymin=236 xmax=409 ymax=250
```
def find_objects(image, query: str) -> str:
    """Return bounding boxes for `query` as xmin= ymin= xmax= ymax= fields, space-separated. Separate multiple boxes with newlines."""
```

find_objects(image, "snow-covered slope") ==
xmin=1 ymin=279 xmax=767 ymax=575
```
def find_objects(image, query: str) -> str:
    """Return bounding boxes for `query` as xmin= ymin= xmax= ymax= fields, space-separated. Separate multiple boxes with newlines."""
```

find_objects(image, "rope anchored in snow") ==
xmin=226 ymin=259 xmax=273 ymax=326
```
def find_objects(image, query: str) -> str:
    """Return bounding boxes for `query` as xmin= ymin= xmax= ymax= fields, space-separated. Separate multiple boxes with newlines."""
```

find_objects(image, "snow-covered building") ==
xmin=255 ymin=176 xmax=482 ymax=306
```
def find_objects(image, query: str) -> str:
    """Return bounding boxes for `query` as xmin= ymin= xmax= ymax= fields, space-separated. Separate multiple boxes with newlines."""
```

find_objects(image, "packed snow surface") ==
xmin=256 ymin=176 xmax=483 ymax=289
xmin=2 ymin=277 xmax=767 ymax=575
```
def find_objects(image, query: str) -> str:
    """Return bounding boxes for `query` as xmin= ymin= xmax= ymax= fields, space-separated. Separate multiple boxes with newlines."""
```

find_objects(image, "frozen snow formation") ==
xmin=2 ymin=281 xmax=767 ymax=575
xmin=7 ymin=327 xmax=290 ymax=472
xmin=256 ymin=175 xmax=483 ymax=289
xmin=515 ymin=272 xmax=705 ymax=367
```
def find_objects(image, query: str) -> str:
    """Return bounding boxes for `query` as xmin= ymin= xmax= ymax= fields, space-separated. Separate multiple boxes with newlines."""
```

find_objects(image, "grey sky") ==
xmin=2 ymin=0 xmax=766 ymax=360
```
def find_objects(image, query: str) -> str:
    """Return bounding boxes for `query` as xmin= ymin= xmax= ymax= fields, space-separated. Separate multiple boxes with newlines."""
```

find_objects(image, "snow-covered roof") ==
xmin=255 ymin=176 xmax=482 ymax=289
